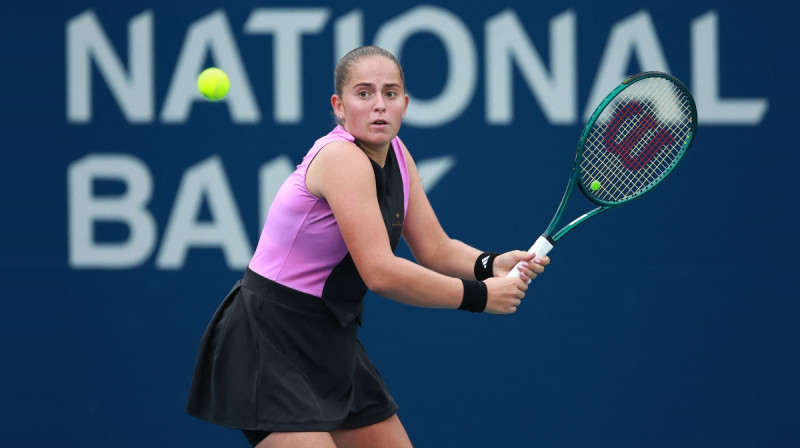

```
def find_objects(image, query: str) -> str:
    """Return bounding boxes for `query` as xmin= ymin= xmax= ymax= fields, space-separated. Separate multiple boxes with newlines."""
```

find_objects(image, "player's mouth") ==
xmin=371 ymin=119 xmax=389 ymax=127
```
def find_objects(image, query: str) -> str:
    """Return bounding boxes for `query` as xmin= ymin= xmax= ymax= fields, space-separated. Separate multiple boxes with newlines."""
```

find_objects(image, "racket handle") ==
xmin=506 ymin=235 xmax=554 ymax=280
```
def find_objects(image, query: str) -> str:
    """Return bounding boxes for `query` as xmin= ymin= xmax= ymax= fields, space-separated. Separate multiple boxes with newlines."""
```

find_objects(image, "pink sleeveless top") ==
xmin=248 ymin=126 xmax=410 ymax=300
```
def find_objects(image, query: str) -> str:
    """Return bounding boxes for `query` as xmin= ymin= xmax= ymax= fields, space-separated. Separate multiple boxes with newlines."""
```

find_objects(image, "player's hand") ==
xmin=494 ymin=250 xmax=550 ymax=282
xmin=483 ymin=277 xmax=528 ymax=314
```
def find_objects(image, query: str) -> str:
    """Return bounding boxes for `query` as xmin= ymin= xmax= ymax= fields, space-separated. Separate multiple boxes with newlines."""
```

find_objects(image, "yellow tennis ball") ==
xmin=197 ymin=67 xmax=230 ymax=101
xmin=591 ymin=180 xmax=601 ymax=191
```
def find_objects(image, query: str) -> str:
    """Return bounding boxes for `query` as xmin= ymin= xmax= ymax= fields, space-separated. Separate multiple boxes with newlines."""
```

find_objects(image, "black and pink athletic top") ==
xmin=248 ymin=126 xmax=409 ymax=325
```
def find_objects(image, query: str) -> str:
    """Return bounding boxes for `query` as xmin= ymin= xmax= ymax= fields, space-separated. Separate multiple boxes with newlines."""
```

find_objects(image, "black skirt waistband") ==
xmin=243 ymin=267 xmax=364 ymax=327
xmin=242 ymin=267 xmax=331 ymax=316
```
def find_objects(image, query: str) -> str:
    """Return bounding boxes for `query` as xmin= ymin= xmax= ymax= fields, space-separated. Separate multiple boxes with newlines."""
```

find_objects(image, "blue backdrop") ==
xmin=2 ymin=1 xmax=797 ymax=447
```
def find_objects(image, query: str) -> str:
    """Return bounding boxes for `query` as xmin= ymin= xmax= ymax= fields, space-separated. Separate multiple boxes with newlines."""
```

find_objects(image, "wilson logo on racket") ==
xmin=604 ymin=101 xmax=676 ymax=171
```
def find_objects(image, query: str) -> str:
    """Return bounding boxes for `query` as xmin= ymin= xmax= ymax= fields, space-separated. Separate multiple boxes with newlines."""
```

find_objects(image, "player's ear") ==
xmin=331 ymin=94 xmax=344 ymax=118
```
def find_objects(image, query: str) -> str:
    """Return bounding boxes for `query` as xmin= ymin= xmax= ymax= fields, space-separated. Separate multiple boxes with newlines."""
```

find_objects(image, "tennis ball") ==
xmin=197 ymin=67 xmax=230 ymax=101
xmin=591 ymin=180 xmax=601 ymax=191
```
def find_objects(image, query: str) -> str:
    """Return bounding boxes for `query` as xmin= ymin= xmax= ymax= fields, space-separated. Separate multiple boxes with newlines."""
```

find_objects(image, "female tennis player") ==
xmin=186 ymin=45 xmax=550 ymax=448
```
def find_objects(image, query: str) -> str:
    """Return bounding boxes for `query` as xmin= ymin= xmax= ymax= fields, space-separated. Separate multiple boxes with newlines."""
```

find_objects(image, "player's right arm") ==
xmin=306 ymin=141 xmax=527 ymax=314
xmin=399 ymin=143 xmax=547 ymax=282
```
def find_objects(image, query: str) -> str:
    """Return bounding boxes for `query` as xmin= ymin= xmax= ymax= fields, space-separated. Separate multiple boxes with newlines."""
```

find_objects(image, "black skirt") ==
xmin=186 ymin=268 xmax=398 ymax=432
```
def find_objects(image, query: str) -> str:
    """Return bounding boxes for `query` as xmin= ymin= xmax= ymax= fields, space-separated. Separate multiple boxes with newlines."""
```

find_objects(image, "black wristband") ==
xmin=458 ymin=279 xmax=487 ymax=313
xmin=474 ymin=252 xmax=500 ymax=281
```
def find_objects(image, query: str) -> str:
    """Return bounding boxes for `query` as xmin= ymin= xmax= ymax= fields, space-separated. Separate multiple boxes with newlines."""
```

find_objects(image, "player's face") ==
xmin=333 ymin=56 xmax=408 ymax=154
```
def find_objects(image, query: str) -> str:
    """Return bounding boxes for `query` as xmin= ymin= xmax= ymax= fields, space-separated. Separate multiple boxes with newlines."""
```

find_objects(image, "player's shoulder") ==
xmin=320 ymin=138 xmax=361 ymax=153
xmin=314 ymin=139 xmax=372 ymax=172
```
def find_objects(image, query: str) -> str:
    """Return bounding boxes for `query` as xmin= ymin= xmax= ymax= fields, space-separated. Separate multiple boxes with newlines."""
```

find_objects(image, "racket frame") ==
xmin=542 ymin=71 xmax=697 ymax=244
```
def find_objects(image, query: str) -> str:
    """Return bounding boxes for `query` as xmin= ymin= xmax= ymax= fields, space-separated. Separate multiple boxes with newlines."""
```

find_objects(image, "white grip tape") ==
xmin=506 ymin=235 xmax=554 ymax=280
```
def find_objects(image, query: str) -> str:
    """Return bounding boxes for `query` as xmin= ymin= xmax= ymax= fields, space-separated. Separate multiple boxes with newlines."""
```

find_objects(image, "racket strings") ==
xmin=580 ymin=77 xmax=693 ymax=203
xmin=605 ymin=81 xmax=686 ymax=174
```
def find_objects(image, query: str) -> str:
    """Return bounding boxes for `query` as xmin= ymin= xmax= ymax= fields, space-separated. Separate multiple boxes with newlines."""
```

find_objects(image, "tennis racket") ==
xmin=508 ymin=71 xmax=697 ymax=279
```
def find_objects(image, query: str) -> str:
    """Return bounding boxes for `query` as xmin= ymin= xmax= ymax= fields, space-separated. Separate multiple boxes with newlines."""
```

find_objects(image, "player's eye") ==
xmin=358 ymin=91 xmax=370 ymax=98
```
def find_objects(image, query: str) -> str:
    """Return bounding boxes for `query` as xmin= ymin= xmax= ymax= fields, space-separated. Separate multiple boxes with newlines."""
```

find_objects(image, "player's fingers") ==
xmin=515 ymin=262 xmax=533 ymax=280
xmin=506 ymin=297 xmax=522 ymax=313
xmin=515 ymin=264 xmax=536 ymax=283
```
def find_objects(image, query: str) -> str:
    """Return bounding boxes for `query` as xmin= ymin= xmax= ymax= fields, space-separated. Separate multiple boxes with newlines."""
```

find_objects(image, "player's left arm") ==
xmin=400 ymin=143 xmax=480 ymax=278
xmin=401 ymin=143 xmax=548 ymax=280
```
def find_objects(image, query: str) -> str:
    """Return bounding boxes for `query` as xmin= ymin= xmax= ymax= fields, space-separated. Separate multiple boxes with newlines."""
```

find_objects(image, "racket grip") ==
xmin=506 ymin=235 xmax=554 ymax=280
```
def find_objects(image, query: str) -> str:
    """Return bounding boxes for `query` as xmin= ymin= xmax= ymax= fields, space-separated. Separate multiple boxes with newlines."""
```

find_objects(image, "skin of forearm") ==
xmin=411 ymin=237 xmax=482 ymax=280
xmin=359 ymin=254 xmax=466 ymax=309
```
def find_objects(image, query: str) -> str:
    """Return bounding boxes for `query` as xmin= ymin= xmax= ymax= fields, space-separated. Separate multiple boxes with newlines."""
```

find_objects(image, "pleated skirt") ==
xmin=186 ymin=268 xmax=398 ymax=432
